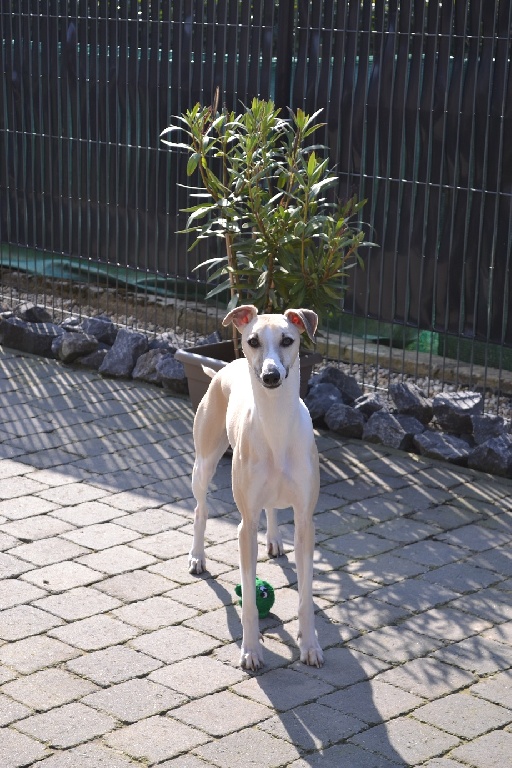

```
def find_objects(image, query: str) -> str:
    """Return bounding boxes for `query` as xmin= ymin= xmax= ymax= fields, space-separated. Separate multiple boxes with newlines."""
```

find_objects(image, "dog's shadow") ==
xmin=202 ymin=562 xmax=406 ymax=765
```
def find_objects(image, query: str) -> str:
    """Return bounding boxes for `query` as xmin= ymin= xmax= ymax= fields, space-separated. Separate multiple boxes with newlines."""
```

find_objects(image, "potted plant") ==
xmin=160 ymin=97 xmax=370 ymax=409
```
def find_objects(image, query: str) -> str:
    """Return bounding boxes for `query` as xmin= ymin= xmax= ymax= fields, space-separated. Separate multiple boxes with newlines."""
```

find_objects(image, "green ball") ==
xmin=235 ymin=577 xmax=275 ymax=618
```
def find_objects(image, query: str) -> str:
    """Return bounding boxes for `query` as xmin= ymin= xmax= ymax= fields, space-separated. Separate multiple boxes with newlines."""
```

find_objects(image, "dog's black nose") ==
xmin=262 ymin=367 xmax=281 ymax=387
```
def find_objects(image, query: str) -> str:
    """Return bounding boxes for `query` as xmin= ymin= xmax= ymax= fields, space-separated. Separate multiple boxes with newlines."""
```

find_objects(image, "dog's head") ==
xmin=223 ymin=305 xmax=318 ymax=389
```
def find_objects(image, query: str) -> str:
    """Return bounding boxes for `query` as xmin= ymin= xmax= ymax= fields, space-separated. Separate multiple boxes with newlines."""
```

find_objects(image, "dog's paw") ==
xmin=266 ymin=534 xmax=284 ymax=558
xmin=188 ymin=553 xmax=206 ymax=575
xmin=240 ymin=647 xmax=264 ymax=671
xmin=300 ymin=643 xmax=324 ymax=668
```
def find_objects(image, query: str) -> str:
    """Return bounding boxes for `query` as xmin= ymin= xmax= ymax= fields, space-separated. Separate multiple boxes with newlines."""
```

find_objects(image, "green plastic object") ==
xmin=235 ymin=578 xmax=275 ymax=619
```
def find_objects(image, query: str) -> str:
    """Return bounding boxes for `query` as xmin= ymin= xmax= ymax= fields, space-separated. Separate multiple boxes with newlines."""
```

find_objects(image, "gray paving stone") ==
xmin=95 ymin=570 xmax=177 ymax=602
xmin=0 ymin=578 xmax=46 ymax=610
xmin=402 ymin=607 xmax=493 ymax=642
xmin=7 ymin=536 xmax=88 ymax=566
xmin=113 ymin=596 xmax=197 ymax=630
xmin=450 ymin=730 xmax=512 ymax=768
xmin=173 ymin=690 xmax=271 ymax=736
xmin=413 ymin=691 xmax=512 ymax=738
xmin=0 ymin=496 xmax=60 ymax=520
xmin=347 ymin=625 xmax=445 ymax=663
xmin=343 ymin=551 xmax=428 ymax=585
xmin=323 ymin=595 xmax=409 ymax=630
xmin=49 ymin=614 xmax=140 ymax=651
xmin=420 ymin=561 xmax=502 ymax=592
xmin=470 ymin=669 xmax=512 ymax=709
xmin=129 ymin=529 xmax=194 ymax=558
xmin=61 ymin=522 xmax=139 ymax=550
xmin=115 ymin=508 xmax=189 ymax=533
xmin=448 ymin=589 xmax=512 ymax=623
xmin=66 ymin=645 xmax=163 ymax=685
xmin=33 ymin=742 xmax=140 ymax=767
xmin=0 ymin=728 xmax=48 ymax=767
xmin=149 ymin=655 xmax=245 ymax=698
xmin=375 ymin=657 xmax=475 ymax=699
xmin=194 ymin=726 xmax=300 ymax=768
xmin=431 ymin=635 xmax=512 ymax=674
xmin=21 ymin=561 xmax=103 ymax=591
xmin=0 ymin=475 xmax=49 ymax=500
xmin=33 ymin=585 xmax=122 ymax=620
xmin=323 ymin=530 xmax=396 ymax=558
xmin=0 ymin=605 xmax=63 ymax=641
xmin=104 ymin=715 xmax=210 ymax=764
xmin=50 ymin=501 xmax=126 ymax=525
xmin=15 ymin=702 xmax=116 ymax=748
xmin=233 ymin=667 xmax=334 ymax=711
xmin=1 ymin=515 xmax=74 ymax=541
xmin=76 ymin=544 xmax=157 ymax=575
xmin=372 ymin=579 xmax=459 ymax=612
xmin=350 ymin=716 xmax=460 ymax=765
xmin=259 ymin=701 xmax=366 ymax=749
xmin=0 ymin=636 xmax=80 ymax=674
xmin=438 ymin=523 xmax=512 ymax=552
xmin=479 ymin=620 xmax=512 ymax=646
xmin=319 ymin=679 xmax=425 ymax=723
xmin=83 ymin=677 xmax=186 ymax=722
xmin=289 ymin=743 xmax=404 ymax=767
xmin=130 ymin=625 xmax=220 ymax=663
xmin=396 ymin=539 xmax=467 ymax=566
xmin=1 ymin=668 xmax=97 ymax=711
xmin=0 ymin=693 xmax=31 ymax=726
xmin=37 ymin=482 xmax=107 ymax=506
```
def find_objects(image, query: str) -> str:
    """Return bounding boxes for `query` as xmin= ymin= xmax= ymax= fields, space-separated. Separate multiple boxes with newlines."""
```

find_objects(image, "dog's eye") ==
xmin=247 ymin=336 xmax=260 ymax=348
xmin=281 ymin=337 xmax=294 ymax=347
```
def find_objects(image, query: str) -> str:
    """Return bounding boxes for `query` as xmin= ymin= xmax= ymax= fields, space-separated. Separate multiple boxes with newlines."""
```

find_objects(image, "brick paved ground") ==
xmin=0 ymin=344 xmax=511 ymax=767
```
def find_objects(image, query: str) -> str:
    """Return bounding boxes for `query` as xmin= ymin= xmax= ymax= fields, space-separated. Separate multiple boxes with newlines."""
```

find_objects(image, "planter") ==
xmin=175 ymin=340 xmax=322 ymax=411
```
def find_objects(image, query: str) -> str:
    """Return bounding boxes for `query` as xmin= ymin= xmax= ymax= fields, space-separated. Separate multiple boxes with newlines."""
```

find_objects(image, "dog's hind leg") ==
xmin=265 ymin=508 xmax=284 ymax=557
xmin=189 ymin=379 xmax=229 ymax=575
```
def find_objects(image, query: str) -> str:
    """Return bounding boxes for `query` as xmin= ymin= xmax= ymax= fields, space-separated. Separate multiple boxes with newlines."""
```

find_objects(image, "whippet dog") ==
xmin=189 ymin=304 xmax=323 ymax=670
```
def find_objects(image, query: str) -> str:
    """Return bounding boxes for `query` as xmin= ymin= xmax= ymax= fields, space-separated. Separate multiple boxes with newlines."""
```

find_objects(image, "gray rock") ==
xmin=156 ymin=356 xmax=189 ymax=395
xmin=363 ymin=411 xmax=422 ymax=451
xmin=74 ymin=347 xmax=108 ymax=370
xmin=389 ymin=381 xmax=433 ymax=424
xmin=304 ymin=383 xmax=344 ymax=425
xmin=316 ymin=366 xmax=363 ymax=404
xmin=471 ymin=414 xmax=507 ymax=445
xmin=81 ymin=316 xmax=118 ymax=345
xmin=197 ymin=331 xmax=223 ymax=346
xmin=14 ymin=302 xmax=53 ymax=323
xmin=133 ymin=348 xmax=174 ymax=385
xmin=413 ymin=431 xmax=471 ymax=465
xmin=99 ymin=328 xmax=148 ymax=378
xmin=353 ymin=392 xmax=389 ymax=417
xmin=52 ymin=332 xmax=99 ymax=363
xmin=325 ymin=403 xmax=366 ymax=439
xmin=432 ymin=391 xmax=483 ymax=433
xmin=0 ymin=316 xmax=64 ymax=357
xmin=468 ymin=435 xmax=512 ymax=477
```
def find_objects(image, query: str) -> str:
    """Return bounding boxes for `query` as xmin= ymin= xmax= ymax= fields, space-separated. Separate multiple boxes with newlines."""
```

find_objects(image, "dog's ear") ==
xmin=222 ymin=304 xmax=258 ymax=331
xmin=284 ymin=309 xmax=318 ymax=342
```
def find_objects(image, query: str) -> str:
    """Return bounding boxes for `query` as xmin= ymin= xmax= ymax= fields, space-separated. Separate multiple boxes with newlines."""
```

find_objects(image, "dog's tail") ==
xmin=201 ymin=365 xmax=217 ymax=379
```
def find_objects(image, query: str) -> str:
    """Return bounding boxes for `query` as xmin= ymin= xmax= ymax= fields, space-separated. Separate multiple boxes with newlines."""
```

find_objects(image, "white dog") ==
xmin=189 ymin=304 xmax=323 ymax=670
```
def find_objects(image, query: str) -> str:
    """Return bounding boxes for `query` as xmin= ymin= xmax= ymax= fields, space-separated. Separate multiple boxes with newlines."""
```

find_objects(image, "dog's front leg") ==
xmin=238 ymin=514 xmax=263 ymax=670
xmin=294 ymin=507 xmax=323 ymax=667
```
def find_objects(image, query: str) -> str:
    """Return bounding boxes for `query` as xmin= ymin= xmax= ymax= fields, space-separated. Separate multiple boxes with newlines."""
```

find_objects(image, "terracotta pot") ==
xmin=175 ymin=340 xmax=322 ymax=411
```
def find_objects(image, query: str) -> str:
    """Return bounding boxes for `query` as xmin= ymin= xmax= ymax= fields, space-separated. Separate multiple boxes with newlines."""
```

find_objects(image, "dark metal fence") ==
xmin=2 ymin=1 xmax=512 ymax=402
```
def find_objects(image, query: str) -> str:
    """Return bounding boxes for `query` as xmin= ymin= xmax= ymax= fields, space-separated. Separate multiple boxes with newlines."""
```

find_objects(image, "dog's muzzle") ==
xmin=260 ymin=363 xmax=287 ymax=388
